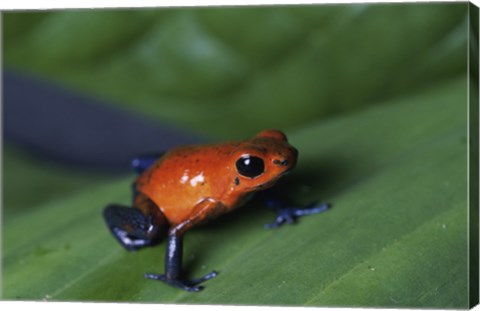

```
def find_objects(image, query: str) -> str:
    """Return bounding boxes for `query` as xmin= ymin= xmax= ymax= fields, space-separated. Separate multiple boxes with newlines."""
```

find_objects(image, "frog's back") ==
xmin=135 ymin=144 xmax=237 ymax=224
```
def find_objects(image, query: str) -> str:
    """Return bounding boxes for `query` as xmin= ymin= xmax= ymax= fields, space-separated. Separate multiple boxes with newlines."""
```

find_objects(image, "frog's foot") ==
xmin=144 ymin=271 xmax=218 ymax=292
xmin=264 ymin=202 xmax=331 ymax=229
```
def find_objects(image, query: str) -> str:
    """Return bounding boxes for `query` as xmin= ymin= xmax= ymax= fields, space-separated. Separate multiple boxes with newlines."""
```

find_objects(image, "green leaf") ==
xmin=3 ymin=4 xmax=468 ymax=138
xmin=2 ymin=76 xmax=468 ymax=308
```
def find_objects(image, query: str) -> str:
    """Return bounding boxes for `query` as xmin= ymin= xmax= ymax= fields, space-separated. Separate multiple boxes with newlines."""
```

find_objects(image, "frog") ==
xmin=103 ymin=129 xmax=330 ymax=292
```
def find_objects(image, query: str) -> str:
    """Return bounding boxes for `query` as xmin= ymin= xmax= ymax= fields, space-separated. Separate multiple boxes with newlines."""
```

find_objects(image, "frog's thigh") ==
xmin=170 ymin=198 xmax=225 ymax=237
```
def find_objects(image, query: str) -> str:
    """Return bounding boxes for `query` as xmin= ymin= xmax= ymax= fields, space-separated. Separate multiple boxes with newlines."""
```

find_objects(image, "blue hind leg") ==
xmin=131 ymin=152 xmax=166 ymax=175
xmin=103 ymin=193 xmax=167 ymax=251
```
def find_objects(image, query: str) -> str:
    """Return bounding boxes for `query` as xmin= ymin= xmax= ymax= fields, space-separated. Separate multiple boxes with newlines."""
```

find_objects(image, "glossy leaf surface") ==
xmin=3 ymin=77 xmax=468 ymax=307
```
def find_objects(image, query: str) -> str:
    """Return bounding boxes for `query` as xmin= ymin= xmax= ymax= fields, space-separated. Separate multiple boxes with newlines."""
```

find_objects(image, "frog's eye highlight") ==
xmin=236 ymin=155 xmax=265 ymax=178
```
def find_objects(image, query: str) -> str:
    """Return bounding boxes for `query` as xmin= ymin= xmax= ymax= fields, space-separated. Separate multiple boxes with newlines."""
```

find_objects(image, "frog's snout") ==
xmin=272 ymin=146 xmax=298 ymax=170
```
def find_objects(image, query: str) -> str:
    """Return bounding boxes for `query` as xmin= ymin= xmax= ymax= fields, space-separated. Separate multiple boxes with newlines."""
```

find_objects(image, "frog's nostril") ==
xmin=273 ymin=159 xmax=289 ymax=166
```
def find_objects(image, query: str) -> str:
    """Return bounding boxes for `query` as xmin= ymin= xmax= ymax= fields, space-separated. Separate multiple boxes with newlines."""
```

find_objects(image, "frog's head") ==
xmin=232 ymin=129 xmax=298 ymax=192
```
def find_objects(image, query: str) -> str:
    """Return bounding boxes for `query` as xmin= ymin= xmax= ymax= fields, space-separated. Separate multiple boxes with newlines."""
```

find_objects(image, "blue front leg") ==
xmin=259 ymin=190 xmax=331 ymax=229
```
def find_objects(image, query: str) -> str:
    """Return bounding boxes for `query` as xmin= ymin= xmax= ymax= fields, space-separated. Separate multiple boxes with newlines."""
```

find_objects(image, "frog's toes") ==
xmin=293 ymin=202 xmax=331 ymax=216
xmin=145 ymin=271 xmax=218 ymax=292
xmin=265 ymin=202 xmax=331 ymax=229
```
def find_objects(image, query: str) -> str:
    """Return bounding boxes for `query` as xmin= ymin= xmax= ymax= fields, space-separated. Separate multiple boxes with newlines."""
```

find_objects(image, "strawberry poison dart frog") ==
xmin=103 ymin=130 xmax=330 ymax=291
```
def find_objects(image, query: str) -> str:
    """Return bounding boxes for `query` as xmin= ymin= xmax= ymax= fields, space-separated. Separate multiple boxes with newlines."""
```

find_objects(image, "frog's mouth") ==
xmin=254 ymin=172 xmax=288 ymax=190
xmin=254 ymin=181 xmax=274 ymax=191
xmin=282 ymin=167 xmax=293 ymax=175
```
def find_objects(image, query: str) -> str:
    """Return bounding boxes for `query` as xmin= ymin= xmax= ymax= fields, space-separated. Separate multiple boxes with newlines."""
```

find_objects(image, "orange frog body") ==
xmin=136 ymin=129 xmax=297 ymax=227
xmin=103 ymin=129 xmax=330 ymax=292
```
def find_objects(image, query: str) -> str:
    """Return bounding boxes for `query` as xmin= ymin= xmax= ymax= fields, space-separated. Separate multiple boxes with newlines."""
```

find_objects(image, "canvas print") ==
xmin=2 ymin=2 xmax=479 ymax=308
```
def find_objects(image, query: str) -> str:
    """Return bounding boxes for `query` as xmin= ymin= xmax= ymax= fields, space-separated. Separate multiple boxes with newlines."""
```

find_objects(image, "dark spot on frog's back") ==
xmin=235 ymin=177 xmax=240 ymax=186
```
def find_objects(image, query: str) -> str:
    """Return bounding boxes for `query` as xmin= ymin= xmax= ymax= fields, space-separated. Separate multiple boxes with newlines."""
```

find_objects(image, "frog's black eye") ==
xmin=236 ymin=155 xmax=265 ymax=178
